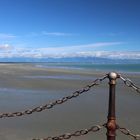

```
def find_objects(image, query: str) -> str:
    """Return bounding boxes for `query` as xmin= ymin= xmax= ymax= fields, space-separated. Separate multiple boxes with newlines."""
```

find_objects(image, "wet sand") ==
xmin=0 ymin=63 xmax=139 ymax=140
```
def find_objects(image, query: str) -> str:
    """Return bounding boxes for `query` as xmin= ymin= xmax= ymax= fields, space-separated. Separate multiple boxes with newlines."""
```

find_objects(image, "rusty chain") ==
xmin=118 ymin=126 xmax=140 ymax=140
xmin=119 ymin=75 xmax=140 ymax=94
xmin=0 ymin=72 xmax=139 ymax=140
xmin=32 ymin=124 xmax=104 ymax=140
xmin=0 ymin=75 xmax=107 ymax=118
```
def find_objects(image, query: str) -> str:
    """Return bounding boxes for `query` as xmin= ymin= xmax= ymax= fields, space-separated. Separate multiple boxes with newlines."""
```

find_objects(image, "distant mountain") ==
xmin=0 ymin=57 xmax=140 ymax=64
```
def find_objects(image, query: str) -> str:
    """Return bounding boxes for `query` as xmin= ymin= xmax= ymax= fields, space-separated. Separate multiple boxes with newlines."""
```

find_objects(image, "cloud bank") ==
xmin=0 ymin=44 xmax=13 ymax=50
xmin=0 ymin=42 xmax=139 ymax=59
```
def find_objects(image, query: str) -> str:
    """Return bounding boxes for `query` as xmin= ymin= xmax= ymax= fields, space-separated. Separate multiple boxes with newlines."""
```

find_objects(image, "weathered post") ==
xmin=106 ymin=72 xmax=118 ymax=140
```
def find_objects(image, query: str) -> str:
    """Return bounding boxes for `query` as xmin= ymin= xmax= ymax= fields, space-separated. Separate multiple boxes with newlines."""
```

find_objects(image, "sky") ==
xmin=0 ymin=0 xmax=140 ymax=59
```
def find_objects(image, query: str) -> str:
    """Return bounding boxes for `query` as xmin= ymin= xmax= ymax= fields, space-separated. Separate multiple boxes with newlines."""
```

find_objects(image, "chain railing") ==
xmin=0 ymin=72 xmax=139 ymax=140
xmin=118 ymin=126 xmax=140 ymax=140
xmin=120 ymin=75 xmax=140 ymax=93
xmin=32 ymin=124 xmax=104 ymax=140
xmin=0 ymin=75 xmax=107 ymax=118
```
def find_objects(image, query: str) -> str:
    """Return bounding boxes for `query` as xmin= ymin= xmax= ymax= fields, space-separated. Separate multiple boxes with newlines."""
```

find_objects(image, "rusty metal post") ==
xmin=106 ymin=72 xmax=118 ymax=140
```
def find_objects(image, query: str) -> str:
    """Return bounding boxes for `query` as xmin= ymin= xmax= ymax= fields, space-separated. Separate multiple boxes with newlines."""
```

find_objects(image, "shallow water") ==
xmin=23 ymin=75 xmax=94 ymax=80
xmin=36 ymin=62 xmax=140 ymax=73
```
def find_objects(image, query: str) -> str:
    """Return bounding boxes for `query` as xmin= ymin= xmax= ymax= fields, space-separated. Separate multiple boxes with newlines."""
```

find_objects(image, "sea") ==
xmin=35 ymin=62 xmax=140 ymax=73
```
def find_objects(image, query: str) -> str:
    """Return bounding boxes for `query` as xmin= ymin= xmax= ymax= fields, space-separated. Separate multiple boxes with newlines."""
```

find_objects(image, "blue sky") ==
xmin=0 ymin=0 xmax=140 ymax=59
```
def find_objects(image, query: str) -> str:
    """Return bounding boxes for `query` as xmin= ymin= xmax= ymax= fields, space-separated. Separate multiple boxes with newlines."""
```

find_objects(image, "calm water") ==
xmin=36 ymin=62 xmax=140 ymax=73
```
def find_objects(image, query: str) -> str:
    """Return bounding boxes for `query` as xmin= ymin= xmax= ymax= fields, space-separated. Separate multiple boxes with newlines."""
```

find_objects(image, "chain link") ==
xmin=32 ymin=124 xmax=104 ymax=140
xmin=0 ymin=75 xmax=107 ymax=118
xmin=118 ymin=126 xmax=140 ymax=140
xmin=119 ymin=75 xmax=140 ymax=94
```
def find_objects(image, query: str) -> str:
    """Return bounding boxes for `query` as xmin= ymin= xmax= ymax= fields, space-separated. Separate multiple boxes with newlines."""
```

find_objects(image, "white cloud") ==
xmin=42 ymin=31 xmax=73 ymax=36
xmin=25 ymin=31 xmax=75 ymax=37
xmin=66 ymin=42 xmax=123 ymax=48
xmin=34 ymin=42 xmax=123 ymax=53
xmin=0 ymin=44 xmax=13 ymax=50
xmin=0 ymin=33 xmax=16 ymax=39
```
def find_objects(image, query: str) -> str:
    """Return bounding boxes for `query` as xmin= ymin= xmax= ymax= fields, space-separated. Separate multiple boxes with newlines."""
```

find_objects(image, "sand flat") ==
xmin=0 ymin=63 xmax=139 ymax=140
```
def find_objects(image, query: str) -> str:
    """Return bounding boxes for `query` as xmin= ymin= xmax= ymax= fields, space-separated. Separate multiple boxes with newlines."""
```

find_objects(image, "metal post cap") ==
xmin=108 ymin=72 xmax=117 ymax=80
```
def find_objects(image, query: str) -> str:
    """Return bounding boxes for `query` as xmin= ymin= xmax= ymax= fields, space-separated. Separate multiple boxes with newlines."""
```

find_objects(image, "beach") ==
xmin=0 ymin=63 xmax=139 ymax=140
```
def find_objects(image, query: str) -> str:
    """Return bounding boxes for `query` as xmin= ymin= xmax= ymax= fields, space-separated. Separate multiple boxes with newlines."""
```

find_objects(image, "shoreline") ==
xmin=1 ymin=62 xmax=140 ymax=74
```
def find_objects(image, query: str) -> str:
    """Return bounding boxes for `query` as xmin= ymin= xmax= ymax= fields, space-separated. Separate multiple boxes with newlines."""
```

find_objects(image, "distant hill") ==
xmin=0 ymin=57 xmax=140 ymax=64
